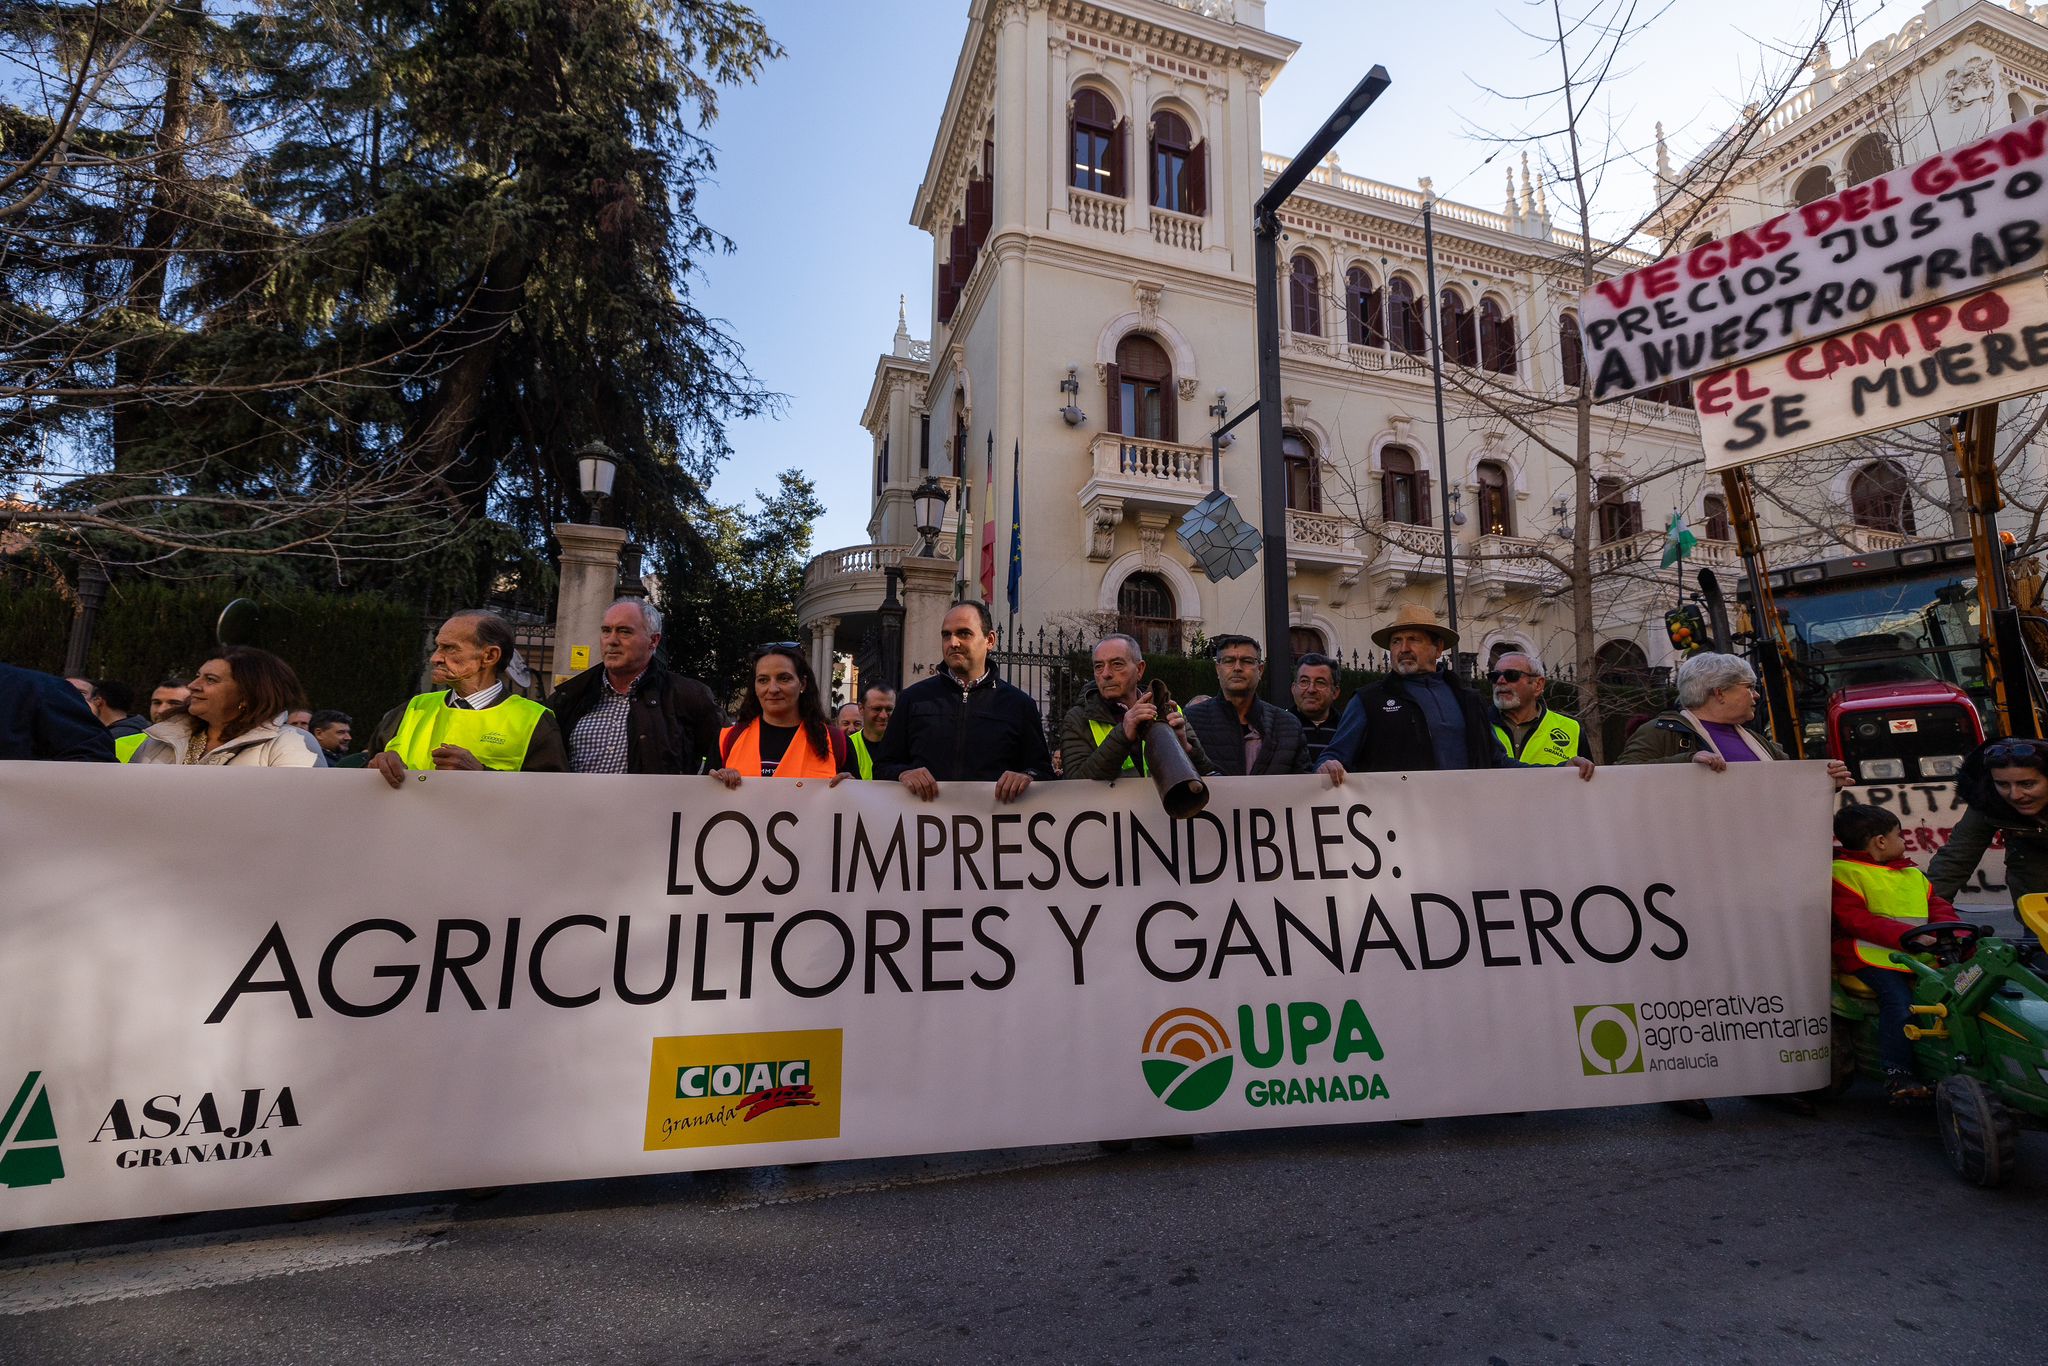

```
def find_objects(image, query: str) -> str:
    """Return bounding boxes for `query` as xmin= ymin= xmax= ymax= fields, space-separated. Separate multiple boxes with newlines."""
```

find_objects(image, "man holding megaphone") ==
xmin=1057 ymin=634 xmax=1214 ymax=783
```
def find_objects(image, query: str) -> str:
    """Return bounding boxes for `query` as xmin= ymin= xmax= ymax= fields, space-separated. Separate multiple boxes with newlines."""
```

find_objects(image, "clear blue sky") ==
xmin=693 ymin=0 xmax=1925 ymax=551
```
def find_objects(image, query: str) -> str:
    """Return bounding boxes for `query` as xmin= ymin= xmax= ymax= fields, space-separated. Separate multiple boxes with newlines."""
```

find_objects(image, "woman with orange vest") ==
xmin=1830 ymin=802 xmax=1960 ymax=1103
xmin=710 ymin=644 xmax=852 ymax=787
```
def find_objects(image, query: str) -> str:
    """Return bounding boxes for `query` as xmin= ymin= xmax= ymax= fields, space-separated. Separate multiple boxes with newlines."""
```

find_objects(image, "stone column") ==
xmin=898 ymin=555 xmax=960 ymax=680
xmin=551 ymin=521 xmax=629 ymax=687
xmin=1129 ymin=67 xmax=1152 ymax=239
xmin=816 ymin=616 xmax=840 ymax=701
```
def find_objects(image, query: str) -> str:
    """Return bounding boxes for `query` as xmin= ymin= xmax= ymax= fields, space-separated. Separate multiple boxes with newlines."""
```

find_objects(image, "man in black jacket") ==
xmin=547 ymin=599 xmax=724 ymax=775
xmin=1 ymin=663 xmax=117 ymax=762
xmin=1317 ymin=605 xmax=1592 ymax=782
xmin=873 ymin=600 xmax=1052 ymax=802
xmin=1182 ymin=634 xmax=1309 ymax=776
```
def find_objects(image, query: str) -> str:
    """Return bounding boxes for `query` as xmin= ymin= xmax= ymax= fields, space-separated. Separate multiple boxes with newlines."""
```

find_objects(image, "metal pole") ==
xmin=1249 ymin=65 xmax=1392 ymax=706
xmin=1253 ymin=205 xmax=1293 ymax=704
xmin=1422 ymin=201 xmax=1459 ymax=640
xmin=62 ymin=562 xmax=109 ymax=678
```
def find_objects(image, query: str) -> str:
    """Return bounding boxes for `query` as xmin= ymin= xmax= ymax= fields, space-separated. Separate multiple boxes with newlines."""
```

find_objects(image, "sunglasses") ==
xmin=1984 ymin=739 xmax=2045 ymax=764
xmin=1486 ymin=669 xmax=1536 ymax=683
xmin=758 ymin=641 xmax=803 ymax=652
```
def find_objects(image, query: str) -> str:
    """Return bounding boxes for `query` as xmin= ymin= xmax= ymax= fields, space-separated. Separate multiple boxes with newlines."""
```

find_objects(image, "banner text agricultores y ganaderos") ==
xmin=0 ymin=764 xmax=1833 ymax=1229
xmin=1580 ymin=115 xmax=2048 ymax=399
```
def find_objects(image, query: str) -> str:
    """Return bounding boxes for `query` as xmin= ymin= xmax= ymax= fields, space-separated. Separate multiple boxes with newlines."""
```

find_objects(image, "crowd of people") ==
xmin=11 ymin=590 xmax=2048 ymax=1119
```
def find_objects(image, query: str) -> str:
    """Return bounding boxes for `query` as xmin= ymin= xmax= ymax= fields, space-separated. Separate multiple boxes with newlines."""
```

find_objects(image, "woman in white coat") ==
xmin=134 ymin=647 xmax=320 ymax=768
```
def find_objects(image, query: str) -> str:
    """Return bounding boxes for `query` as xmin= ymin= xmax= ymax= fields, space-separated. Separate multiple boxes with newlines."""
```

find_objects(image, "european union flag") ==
xmin=1006 ymin=439 xmax=1024 ymax=616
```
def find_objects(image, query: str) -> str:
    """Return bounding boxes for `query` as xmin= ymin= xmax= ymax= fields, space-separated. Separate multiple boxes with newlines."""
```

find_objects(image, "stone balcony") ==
xmin=1840 ymin=525 xmax=1921 ymax=554
xmin=797 ymin=539 xmax=957 ymax=630
xmin=1365 ymin=517 xmax=1451 ymax=593
xmin=1079 ymin=434 xmax=1217 ymax=560
xmin=1465 ymin=532 xmax=1557 ymax=604
xmin=1285 ymin=507 xmax=1367 ymax=573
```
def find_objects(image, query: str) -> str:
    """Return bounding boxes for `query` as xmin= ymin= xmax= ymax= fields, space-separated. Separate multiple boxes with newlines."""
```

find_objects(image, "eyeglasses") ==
xmin=1486 ymin=669 xmax=1537 ymax=684
xmin=1717 ymin=681 xmax=1760 ymax=693
xmin=1216 ymin=656 xmax=1262 ymax=669
xmin=1984 ymin=739 xmax=2045 ymax=764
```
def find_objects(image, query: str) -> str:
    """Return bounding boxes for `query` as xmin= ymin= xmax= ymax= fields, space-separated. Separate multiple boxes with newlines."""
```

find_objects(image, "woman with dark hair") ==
xmin=134 ymin=647 xmax=321 ymax=767
xmin=710 ymin=645 xmax=851 ymax=786
xmin=1928 ymin=737 xmax=2048 ymax=906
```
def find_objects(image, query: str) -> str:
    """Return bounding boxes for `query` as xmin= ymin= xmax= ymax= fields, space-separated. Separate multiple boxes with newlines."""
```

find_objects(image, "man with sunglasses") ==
xmin=1487 ymin=651 xmax=1591 ymax=775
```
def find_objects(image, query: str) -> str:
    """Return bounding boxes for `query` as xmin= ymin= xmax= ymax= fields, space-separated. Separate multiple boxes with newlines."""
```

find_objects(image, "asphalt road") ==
xmin=2 ymin=1086 xmax=2042 ymax=1365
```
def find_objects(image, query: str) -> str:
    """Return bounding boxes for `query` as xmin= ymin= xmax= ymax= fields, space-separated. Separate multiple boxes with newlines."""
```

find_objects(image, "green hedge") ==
xmin=0 ymin=584 xmax=421 ymax=731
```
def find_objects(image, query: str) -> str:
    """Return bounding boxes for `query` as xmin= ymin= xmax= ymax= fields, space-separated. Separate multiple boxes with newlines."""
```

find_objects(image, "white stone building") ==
xmin=796 ymin=0 xmax=2048 ymax=744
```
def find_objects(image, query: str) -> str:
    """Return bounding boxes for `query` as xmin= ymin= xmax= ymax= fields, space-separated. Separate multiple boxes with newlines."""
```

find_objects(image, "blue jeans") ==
xmin=1855 ymin=967 xmax=1916 ymax=1074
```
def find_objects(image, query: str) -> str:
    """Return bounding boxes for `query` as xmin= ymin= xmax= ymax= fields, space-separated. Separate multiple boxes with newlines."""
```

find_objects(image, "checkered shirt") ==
xmin=569 ymin=673 xmax=637 ymax=774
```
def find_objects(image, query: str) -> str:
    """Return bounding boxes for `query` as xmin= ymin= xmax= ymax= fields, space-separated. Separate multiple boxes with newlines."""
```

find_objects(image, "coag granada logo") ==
xmin=1141 ymin=1008 xmax=1236 ymax=1112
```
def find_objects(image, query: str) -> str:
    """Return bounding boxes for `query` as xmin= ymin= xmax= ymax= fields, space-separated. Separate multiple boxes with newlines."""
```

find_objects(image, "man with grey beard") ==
xmin=1486 ymin=650 xmax=1592 ymax=774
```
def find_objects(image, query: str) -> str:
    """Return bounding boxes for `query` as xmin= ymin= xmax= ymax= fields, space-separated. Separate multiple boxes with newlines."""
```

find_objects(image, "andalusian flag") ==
xmin=1660 ymin=509 xmax=1698 ymax=569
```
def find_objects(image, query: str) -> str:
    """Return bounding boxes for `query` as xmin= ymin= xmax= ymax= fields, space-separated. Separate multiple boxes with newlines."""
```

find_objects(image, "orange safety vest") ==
xmin=1830 ymin=857 xmax=1936 ymax=972
xmin=719 ymin=721 xmax=839 ymax=779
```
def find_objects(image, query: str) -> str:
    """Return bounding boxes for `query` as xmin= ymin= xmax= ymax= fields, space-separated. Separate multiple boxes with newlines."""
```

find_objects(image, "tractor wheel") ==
xmin=1934 ymin=1075 xmax=2019 ymax=1188
xmin=1825 ymin=1017 xmax=1857 ymax=1096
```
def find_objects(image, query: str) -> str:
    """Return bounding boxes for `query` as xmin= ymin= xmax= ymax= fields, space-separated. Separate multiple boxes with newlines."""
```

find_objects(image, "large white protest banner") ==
xmin=0 ymin=763 xmax=1834 ymax=1230
xmin=1694 ymin=279 xmax=2048 ymax=469
xmin=1580 ymin=114 xmax=2048 ymax=398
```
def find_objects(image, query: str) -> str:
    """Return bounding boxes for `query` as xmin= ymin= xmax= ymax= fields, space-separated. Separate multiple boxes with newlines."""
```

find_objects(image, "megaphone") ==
xmin=1138 ymin=678 xmax=1209 ymax=819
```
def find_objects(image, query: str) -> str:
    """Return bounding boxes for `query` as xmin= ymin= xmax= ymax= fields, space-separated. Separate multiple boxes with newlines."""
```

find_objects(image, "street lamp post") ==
xmin=575 ymin=441 xmax=619 ymax=525
xmin=912 ymin=475 xmax=949 ymax=558
xmin=1252 ymin=65 xmax=1392 ymax=703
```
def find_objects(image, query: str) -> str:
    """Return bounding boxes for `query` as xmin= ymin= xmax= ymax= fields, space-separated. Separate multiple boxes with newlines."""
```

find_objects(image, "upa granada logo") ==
xmin=1143 ymin=1002 xmax=1390 ymax=1112
xmin=1575 ymin=1003 xmax=1645 ymax=1075
xmin=1141 ymin=1008 xmax=1237 ymax=1112
xmin=1 ymin=1071 xmax=64 ymax=1189
xmin=645 ymin=1029 xmax=842 ymax=1150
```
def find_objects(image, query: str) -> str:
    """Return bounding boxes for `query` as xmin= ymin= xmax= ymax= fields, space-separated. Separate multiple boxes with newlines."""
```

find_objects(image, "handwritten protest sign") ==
xmin=1695 ymin=279 xmax=2048 ymax=469
xmin=1580 ymin=115 xmax=2048 ymax=399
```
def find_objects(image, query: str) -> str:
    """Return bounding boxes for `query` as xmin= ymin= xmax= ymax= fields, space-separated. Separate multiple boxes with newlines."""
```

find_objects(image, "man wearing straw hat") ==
xmin=1316 ymin=604 xmax=1592 ymax=782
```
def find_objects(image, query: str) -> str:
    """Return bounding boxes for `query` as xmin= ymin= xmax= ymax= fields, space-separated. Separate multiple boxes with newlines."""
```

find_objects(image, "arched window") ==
xmin=1380 ymin=446 xmax=1430 ymax=526
xmin=1283 ymin=430 xmax=1321 ymax=512
xmin=1117 ymin=571 xmax=1181 ymax=655
xmin=1476 ymin=460 xmax=1512 ymax=536
xmin=1440 ymin=289 xmax=1478 ymax=367
xmin=1070 ymin=88 xmax=1123 ymax=197
xmin=1107 ymin=333 xmax=1175 ymax=440
xmin=1290 ymin=626 xmax=1327 ymax=658
xmin=1345 ymin=267 xmax=1384 ymax=348
xmin=1479 ymin=296 xmax=1517 ymax=374
xmin=1850 ymin=461 xmax=1917 ymax=534
xmin=1690 ymin=233 xmax=1716 ymax=250
xmin=1792 ymin=166 xmax=1835 ymax=207
xmin=1844 ymin=134 xmax=1893 ymax=186
xmin=1702 ymin=493 xmax=1730 ymax=541
xmin=1596 ymin=475 xmax=1642 ymax=543
xmin=1149 ymin=110 xmax=1204 ymax=215
xmin=1289 ymin=256 xmax=1322 ymax=336
xmin=1559 ymin=311 xmax=1585 ymax=390
xmin=1387 ymin=277 xmax=1425 ymax=355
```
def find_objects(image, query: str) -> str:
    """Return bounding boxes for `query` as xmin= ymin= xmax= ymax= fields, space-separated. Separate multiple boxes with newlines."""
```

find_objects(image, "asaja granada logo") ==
xmin=1 ymin=1070 xmax=64 ymax=1189
xmin=1575 ymin=1003 xmax=1644 ymax=1075
xmin=645 ymin=1029 xmax=841 ymax=1150
xmin=1141 ymin=1009 xmax=1237 ymax=1112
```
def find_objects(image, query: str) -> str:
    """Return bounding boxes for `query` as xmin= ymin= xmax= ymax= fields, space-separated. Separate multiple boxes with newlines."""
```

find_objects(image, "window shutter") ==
xmin=1500 ymin=317 xmax=1518 ymax=375
xmin=1416 ymin=470 xmax=1432 ymax=527
xmin=1103 ymin=362 xmax=1122 ymax=434
xmin=1160 ymin=378 xmax=1178 ymax=442
xmin=1109 ymin=118 xmax=1127 ymax=197
xmin=1380 ymin=468 xmax=1396 ymax=522
xmin=1188 ymin=141 xmax=1207 ymax=216
xmin=1308 ymin=454 xmax=1323 ymax=513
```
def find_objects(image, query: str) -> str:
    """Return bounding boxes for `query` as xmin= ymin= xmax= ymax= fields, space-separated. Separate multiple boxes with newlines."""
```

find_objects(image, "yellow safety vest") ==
xmin=1087 ymin=718 xmax=1141 ymax=774
xmin=1830 ymin=857 xmax=1936 ymax=972
xmin=385 ymin=691 xmax=546 ymax=772
xmin=848 ymin=730 xmax=875 ymax=780
xmin=113 ymin=732 xmax=148 ymax=763
xmin=1494 ymin=710 xmax=1582 ymax=766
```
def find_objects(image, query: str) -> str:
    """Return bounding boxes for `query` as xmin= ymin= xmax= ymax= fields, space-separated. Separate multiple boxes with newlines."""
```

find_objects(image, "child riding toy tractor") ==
xmin=1829 ymin=895 xmax=2048 ymax=1186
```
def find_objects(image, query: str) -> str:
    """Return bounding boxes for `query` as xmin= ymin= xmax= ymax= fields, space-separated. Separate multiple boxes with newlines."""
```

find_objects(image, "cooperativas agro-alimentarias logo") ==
xmin=1575 ymin=1003 xmax=1645 ymax=1075
xmin=1141 ymin=1008 xmax=1237 ymax=1111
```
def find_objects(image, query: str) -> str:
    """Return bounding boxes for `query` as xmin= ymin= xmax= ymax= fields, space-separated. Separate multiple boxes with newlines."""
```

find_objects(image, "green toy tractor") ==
xmin=1828 ymin=896 xmax=2048 ymax=1187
